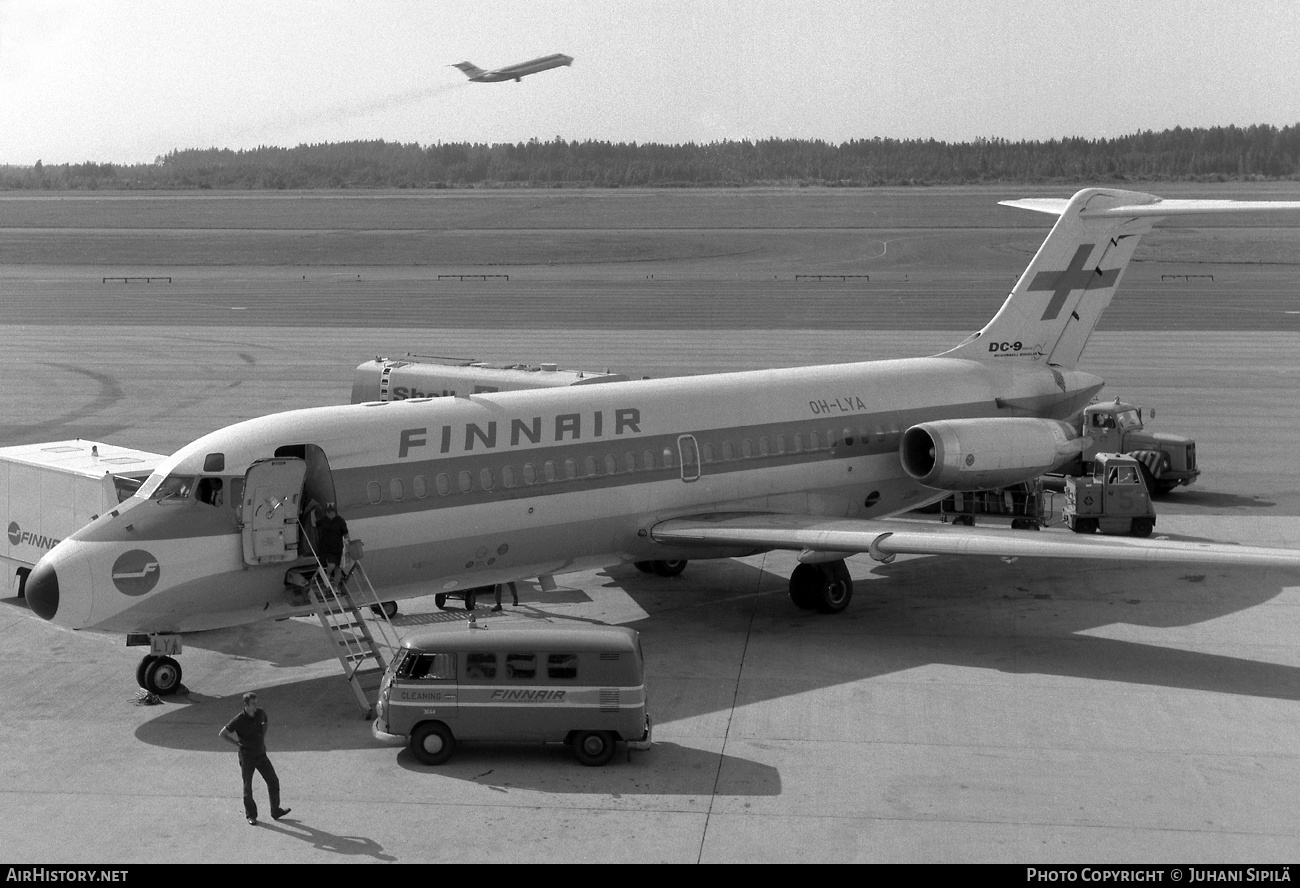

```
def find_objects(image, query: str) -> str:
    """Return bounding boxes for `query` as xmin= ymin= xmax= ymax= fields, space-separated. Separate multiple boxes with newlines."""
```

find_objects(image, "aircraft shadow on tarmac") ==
xmin=132 ymin=543 xmax=1299 ymax=769
xmin=133 ymin=678 xmax=781 ymax=796
xmin=1158 ymin=489 xmax=1276 ymax=509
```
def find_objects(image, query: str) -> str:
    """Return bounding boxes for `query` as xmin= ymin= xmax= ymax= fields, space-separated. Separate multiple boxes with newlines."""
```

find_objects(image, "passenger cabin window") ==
xmin=399 ymin=652 xmax=455 ymax=681
xmin=505 ymin=653 xmax=536 ymax=680
xmin=547 ymin=654 xmax=578 ymax=680
xmin=465 ymin=652 xmax=498 ymax=679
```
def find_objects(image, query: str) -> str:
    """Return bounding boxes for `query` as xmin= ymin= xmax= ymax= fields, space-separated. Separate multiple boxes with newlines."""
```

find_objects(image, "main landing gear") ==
xmin=633 ymin=559 xmax=688 ymax=577
xmin=788 ymin=561 xmax=854 ymax=614
xmin=135 ymin=654 xmax=183 ymax=696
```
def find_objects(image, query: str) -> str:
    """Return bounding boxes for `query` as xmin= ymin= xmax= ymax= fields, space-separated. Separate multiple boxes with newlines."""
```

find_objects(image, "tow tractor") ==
xmin=1062 ymin=452 xmax=1157 ymax=537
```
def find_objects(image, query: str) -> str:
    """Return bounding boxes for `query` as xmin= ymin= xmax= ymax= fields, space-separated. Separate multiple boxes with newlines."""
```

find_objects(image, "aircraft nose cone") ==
xmin=26 ymin=561 xmax=59 ymax=621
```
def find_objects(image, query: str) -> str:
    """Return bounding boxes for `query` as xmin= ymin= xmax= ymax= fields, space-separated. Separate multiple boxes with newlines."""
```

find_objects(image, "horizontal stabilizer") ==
xmin=1001 ymin=196 xmax=1300 ymax=217
xmin=652 ymin=513 xmax=1300 ymax=569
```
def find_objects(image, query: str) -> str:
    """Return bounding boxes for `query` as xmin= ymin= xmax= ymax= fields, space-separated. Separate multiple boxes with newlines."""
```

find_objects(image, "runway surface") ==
xmin=2 ymin=188 xmax=1298 ymax=863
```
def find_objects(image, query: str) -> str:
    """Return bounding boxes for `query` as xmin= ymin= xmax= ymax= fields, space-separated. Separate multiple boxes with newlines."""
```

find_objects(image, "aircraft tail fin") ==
xmin=453 ymin=61 xmax=486 ymax=80
xmin=939 ymin=188 xmax=1300 ymax=369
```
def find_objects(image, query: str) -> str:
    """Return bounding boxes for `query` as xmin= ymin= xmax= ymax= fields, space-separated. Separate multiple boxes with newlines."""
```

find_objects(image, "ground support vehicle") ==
xmin=1059 ymin=399 xmax=1198 ymax=494
xmin=373 ymin=621 xmax=652 ymax=766
xmin=1063 ymin=453 xmax=1157 ymax=537
xmin=1 ymin=440 xmax=165 ymax=598
xmin=941 ymin=481 xmax=1045 ymax=530
xmin=433 ymin=586 xmax=491 ymax=611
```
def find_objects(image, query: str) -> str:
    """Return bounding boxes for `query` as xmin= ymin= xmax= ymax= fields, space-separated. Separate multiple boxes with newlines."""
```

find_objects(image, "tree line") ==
xmin=4 ymin=124 xmax=1299 ymax=190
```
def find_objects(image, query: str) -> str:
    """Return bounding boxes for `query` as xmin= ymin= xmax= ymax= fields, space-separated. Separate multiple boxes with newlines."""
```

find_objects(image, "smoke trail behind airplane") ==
xmin=225 ymin=82 xmax=467 ymax=146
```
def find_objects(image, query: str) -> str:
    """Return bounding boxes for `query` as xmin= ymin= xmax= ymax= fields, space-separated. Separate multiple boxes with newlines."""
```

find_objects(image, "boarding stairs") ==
xmin=302 ymin=539 xmax=400 ymax=718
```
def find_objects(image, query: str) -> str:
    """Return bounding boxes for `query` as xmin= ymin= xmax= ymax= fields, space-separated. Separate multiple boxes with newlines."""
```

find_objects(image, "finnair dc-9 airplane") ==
xmin=26 ymin=188 xmax=1300 ymax=694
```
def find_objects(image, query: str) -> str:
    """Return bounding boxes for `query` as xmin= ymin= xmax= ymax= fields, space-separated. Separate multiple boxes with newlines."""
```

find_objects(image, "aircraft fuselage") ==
xmin=31 ymin=356 xmax=1101 ymax=634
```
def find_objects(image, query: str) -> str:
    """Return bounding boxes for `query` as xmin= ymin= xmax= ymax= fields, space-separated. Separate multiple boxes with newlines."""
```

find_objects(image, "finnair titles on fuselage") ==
xmin=24 ymin=188 xmax=1300 ymax=698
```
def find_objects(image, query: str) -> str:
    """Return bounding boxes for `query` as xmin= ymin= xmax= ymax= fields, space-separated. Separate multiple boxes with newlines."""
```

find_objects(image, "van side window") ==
xmin=547 ymin=654 xmax=578 ymax=680
xmin=505 ymin=653 xmax=536 ymax=680
xmin=400 ymin=653 xmax=455 ymax=680
xmin=465 ymin=652 xmax=497 ymax=679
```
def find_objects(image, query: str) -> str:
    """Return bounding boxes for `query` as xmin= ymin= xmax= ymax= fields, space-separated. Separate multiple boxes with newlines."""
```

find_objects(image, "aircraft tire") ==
xmin=571 ymin=730 xmax=617 ymax=767
xmin=143 ymin=656 xmax=182 ymax=695
xmin=434 ymin=594 xmax=448 ymax=610
xmin=371 ymin=601 xmax=398 ymax=618
xmin=410 ymin=721 xmax=456 ymax=766
xmin=651 ymin=560 xmax=687 ymax=577
xmin=136 ymin=654 xmax=158 ymax=689
xmin=788 ymin=563 xmax=821 ymax=610
xmin=813 ymin=561 xmax=853 ymax=614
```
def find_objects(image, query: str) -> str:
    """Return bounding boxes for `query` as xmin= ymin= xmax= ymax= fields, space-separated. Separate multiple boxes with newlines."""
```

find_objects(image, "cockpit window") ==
xmin=136 ymin=472 xmax=164 ymax=500
xmin=196 ymin=477 xmax=225 ymax=507
xmin=114 ymin=474 xmax=150 ymax=503
xmin=151 ymin=475 xmax=194 ymax=502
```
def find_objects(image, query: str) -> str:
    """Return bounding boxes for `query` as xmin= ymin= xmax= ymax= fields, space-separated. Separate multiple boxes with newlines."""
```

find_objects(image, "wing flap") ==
xmin=651 ymin=513 xmax=1300 ymax=569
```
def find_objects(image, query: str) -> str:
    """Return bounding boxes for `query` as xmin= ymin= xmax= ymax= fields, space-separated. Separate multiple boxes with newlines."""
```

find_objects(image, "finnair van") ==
xmin=373 ymin=621 xmax=652 ymax=766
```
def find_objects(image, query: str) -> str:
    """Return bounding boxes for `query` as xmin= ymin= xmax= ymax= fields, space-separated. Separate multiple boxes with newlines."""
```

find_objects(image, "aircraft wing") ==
xmin=651 ymin=512 xmax=1300 ymax=569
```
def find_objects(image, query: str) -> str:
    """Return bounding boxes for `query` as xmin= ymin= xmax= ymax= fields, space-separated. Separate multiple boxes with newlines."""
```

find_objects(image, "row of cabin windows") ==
xmin=366 ymin=422 xmax=900 ymax=504
xmin=400 ymin=651 xmax=581 ymax=682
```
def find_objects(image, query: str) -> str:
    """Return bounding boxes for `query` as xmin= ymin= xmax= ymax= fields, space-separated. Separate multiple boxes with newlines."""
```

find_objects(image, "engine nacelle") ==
xmin=900 ymin=418 xmax=1086 ymax=491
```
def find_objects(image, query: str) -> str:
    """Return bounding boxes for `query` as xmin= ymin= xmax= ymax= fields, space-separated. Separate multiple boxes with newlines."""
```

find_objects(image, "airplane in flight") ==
xmin=25 ymin=187 xmax=1300 ymax=695
xmin=452 ymin=53 xmax=573 ymax=83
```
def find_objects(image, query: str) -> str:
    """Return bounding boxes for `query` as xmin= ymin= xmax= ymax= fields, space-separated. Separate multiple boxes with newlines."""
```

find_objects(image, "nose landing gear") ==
xmin=135 ymin=654 xmax=184 ymax=696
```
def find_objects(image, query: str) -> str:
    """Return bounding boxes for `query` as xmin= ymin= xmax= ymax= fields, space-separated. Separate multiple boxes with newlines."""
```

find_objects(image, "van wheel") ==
xmin=571 ymin=730 xmax=617 ymax=767
xmin=1072 ymin=518 xmax=1098 ymax=535
xmin=1130 ymin=517 xmax=1154 ymax=538
xmin=410 ymin=721 xmax=456 ymax=765
xmin=143 ymin=656 xmax=182 ymax=695
xmin=633 ymin=561 xmax=655 ymax=573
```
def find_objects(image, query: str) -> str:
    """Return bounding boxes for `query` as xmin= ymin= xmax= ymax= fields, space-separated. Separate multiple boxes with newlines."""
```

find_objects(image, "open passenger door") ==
xmin=240 ymin=457 xmax=307 ymax=565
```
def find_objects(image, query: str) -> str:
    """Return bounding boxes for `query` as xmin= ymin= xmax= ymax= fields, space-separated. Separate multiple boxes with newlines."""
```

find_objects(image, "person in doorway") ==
xmin=317 ymin=502 xmax=350 ymax=582
xmin=492 ymin=581 xmax=519 ymax=612
xmin=219 ymin=692 xmax=290 ymax=825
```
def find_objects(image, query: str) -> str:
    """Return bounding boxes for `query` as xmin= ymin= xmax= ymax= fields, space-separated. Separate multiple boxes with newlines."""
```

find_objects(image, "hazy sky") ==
xmin=3 ymin=0 xmax=1299 ymax=165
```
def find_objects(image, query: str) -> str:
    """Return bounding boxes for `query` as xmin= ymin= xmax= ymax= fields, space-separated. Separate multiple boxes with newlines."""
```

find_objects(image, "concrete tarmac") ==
xmin=2 ymin=324 xmax=1298 ymax=864
xmin=2 ymin=189 xmax=1298 ymax=862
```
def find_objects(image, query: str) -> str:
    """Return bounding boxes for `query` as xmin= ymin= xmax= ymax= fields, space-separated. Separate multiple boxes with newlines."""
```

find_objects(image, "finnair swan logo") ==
xmin=112 ymin=549 xmax=161 ymax=596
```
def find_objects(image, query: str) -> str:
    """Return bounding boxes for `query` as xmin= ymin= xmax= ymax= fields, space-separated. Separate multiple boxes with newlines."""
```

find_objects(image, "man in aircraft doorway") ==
xmin=317 ymin=503 xmax=350 ymax=584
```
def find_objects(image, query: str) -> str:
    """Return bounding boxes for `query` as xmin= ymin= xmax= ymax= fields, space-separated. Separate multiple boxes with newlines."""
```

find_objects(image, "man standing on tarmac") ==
xmin=219 ymin=692 xmax=291 ymax=825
